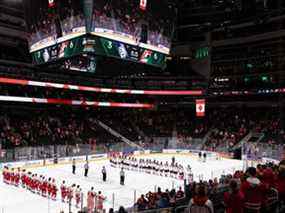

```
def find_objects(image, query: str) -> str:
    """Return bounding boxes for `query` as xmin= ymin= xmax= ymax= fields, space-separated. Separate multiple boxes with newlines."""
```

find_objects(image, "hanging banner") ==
xmin=196 ymin=99 xmax=205 ymax=117
xmin=140 ymin=0 xmax=147 ymax=11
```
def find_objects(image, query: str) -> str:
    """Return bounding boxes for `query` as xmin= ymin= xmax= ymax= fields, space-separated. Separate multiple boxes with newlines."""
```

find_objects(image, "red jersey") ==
xmin=224 ymin=191 xmax=244 ymax=213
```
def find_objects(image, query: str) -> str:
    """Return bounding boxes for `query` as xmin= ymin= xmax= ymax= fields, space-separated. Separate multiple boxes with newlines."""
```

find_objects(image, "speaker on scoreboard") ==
xmin=140 ymin=24 xmax=148 ymax=43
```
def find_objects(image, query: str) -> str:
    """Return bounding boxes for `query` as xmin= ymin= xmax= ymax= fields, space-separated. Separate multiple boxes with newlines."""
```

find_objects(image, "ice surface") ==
xmin=0 ymin=154 xmax=243 ymax=213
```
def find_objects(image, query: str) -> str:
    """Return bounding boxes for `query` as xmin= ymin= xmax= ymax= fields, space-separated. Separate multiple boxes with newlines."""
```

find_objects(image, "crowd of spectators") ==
xmin=0 ymin=97 xmax=284 ymax=152
xmin=134 ymin=161 xmax=285 ymax=213
xmin=203 ymin=108 xmax=285 ymax=151
xmin=135 ymin=187 xmax=186 ymax=211
xmin=0 ymin=109 xmax=120 ymax=149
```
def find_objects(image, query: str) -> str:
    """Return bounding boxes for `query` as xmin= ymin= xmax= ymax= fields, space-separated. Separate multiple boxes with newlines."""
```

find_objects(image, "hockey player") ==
xmin=61 ymin=180 xmax=67 ymax=202
xmin=26 ymin=172 xmax=32 ymax=190
xmin=67 ymin=184 xmax=76 ymax=204
xmin=159 ymin=162 xmax=163 ymax=176
xmin=10 ymin=168 xmax=15 ymax=185
xmin=2 ymin=166 xmax=9 ymax=184
xmin=173 ymin=164 xmax=179 ymax=179
xmin=33 ymin=174 xmax=40 ymax=194
xmin=51 ymin=179 xmax=57 ymax=200
xmin=30 ymin=174 xmax=35 ymax=193
xmin=14 ymin=168 xmax=20 ymax=187
xmin=87 ymin=187 xmax=96 ymax=213
xmin=41 ymin=177 xmax=48 ymax=197
xmin=75 ymin=185 xmax=82 ymax=208
xmin=21 ymin=169 xmax=27 ymax=188
xmin=164 ymin=162 xmax=169 ymax=177
xmin=186 ymin=165 xmax=193 ymax=184
xmin=95 ymin=191 xmax=106 ymax=212
xmin=47 ymin=177 xmax=53 ymax=197
xmin=178 ymin=165 xmax=184 ymax=180
xmin=134 ymin=158 xmax=138 ymax=171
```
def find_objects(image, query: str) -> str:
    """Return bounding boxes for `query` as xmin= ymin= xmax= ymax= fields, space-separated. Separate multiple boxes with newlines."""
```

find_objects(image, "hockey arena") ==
xmin=0 ymin=151 xmax=243 ymax=213
xmin=1 ymin=0 xmax=285 ymax=213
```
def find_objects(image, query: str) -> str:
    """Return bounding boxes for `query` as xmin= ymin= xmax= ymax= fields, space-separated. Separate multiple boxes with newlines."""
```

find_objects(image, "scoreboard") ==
xmin=32 ymin=35 xmax=167 ymax=68
xmin=25 ymin=0 xmax=173 ymax=70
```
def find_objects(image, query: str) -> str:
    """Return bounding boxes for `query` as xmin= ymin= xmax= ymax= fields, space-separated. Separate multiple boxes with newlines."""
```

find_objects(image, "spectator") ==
xmin=188 ymin=184 xmax=214 ymax=213
xmin=240 ymin=167 xmax=265 ymax=213
xmin=136 ymin=195 xmax=148 ymax=211
xmin=276 ymin=160 xmax=285 ymax=203
xmin=224 ymin=180 xmax=244 ymax=213
xmin=118 ymin=206 xmax=127 ymax=213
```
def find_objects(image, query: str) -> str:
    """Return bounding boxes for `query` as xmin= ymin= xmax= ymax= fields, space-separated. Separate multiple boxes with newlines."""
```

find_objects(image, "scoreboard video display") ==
xmin=32 ymin=35 xmax=166 ymax=68
xmin=25 ymin=0 xmax=174 ymax=69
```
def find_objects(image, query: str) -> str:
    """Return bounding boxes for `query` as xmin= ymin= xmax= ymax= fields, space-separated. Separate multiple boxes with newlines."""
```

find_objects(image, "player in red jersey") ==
xmin=41 ymin=177 xmax=48 ymax=197
xmin=2 ymin=166 xmax=7 ymax=183
xmin=14 ymin=168 xmax=20 ymax=187
xmin=50 ymin=179 xmax=57 ymax=200
xmin=21 ymin=169 xmax=27 ymax=188
xmin=87 ymin=187 xmax=96 ymax=213
xmin=67 ymin=184 xmax=76 ymax=203
xmin=47 ymin=177 xmax=52 ymax=197
xmin=95 ymin=191 xmax=106 ymax=212
xmin=34 ymin=174 xmax=41 ymax=194
xmin=2 ymin=166 xmax=9 ymax=184
xmin=26 ymin=171 xmax=32 ymax=190
xmin=31 ymin=174 xmax=37 ymax=193
xmin=10 ymin=168 xmax=15 ymax=185
xmin=75 ymin=185 xmax=82 ymax=208
xmin=61 ymin=181 xmax=67 ymax=202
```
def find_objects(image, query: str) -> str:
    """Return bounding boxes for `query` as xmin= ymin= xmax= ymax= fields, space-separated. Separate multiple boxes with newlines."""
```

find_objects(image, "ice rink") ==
xmin=0 ymin=154 xmax=243 ymax=213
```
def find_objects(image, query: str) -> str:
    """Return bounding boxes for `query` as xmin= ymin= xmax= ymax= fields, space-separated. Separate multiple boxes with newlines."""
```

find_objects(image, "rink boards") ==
xmin=0 ymin=149 xmax=279 ymax=170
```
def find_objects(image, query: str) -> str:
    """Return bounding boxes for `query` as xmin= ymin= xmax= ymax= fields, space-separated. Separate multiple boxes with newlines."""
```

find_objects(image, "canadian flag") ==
xmin=140 ymin=0 xmax=147 ymax=11
xmin=196 ymin=99 xmax=205 ymax=117
xmin=48 ymin=0 xmax=55 ymax=8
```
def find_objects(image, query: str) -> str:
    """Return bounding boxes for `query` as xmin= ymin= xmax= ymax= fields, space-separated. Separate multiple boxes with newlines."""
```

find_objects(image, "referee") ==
xmin=72 ymin=159 xmax=76 ymax=174
xmin=84 ymin=161 xmax=89 ymax=177
xmin=120 ymin=168 xmax=125 ymax=185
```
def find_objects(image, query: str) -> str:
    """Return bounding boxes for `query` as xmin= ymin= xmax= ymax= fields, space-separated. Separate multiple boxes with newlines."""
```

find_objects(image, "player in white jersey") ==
xmin=164 ymin=162 xmax=169 ymax=177
xmin=178 ymin=165 xmax=184 ymax=180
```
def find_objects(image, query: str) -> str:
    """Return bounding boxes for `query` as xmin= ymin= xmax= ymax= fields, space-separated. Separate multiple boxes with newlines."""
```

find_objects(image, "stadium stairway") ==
xmin=232 ymin=132 xmax=264 ymax=150
xmin=95 ymin=119 xmax=144 ymax=151
xmin=130 ymin=120 xmax=148 ymax=142
xmin=232 ymin=132 xmax=253 ymax=150
xmin=198 ymin=129 xmax=217 ymax=150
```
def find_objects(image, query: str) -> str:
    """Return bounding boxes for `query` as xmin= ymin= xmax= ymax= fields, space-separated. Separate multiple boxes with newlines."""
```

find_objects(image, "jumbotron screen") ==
xmin=90 ymin=0 xmax=172 ymax=55
xmin=25 ymin=0 xmax=174 ymax=68
xmin=25 ymin=0 xmax=85 ymax=53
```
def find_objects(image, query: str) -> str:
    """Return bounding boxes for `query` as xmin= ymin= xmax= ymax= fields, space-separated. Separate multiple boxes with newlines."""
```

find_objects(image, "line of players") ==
xmin=109 ymin=154 xmax=193 ymax=181
xmin=2 ymin=166 xmax=106 ymax=210
xmin=2 ymin=167 xmax=58 ymax=199
xmin=2 ymin=166 xmax=83 ymax=208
